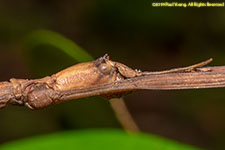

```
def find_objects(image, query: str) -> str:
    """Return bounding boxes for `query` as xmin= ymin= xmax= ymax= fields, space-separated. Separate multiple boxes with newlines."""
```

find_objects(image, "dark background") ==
xmin=0 ymin=1 xmax=225 ymax=149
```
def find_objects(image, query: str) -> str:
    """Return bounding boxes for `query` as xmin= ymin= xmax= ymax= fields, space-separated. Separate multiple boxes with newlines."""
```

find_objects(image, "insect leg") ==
xmin=142 ymin=58 xmax=213 ymax=75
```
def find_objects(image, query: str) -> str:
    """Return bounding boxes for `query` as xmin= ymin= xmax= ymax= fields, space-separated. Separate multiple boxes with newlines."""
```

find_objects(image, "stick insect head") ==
xmin=98 ymin=54 xmax=141 ymax=78
xmin=95 ymin=54 xmax=125 ymax=81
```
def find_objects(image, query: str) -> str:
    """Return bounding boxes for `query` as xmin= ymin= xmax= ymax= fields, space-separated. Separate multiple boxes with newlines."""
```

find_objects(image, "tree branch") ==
xmin=0 ymin=55 xmax=225 ymax=110
xmin=58 ymin=66 xmax=225 ymax=101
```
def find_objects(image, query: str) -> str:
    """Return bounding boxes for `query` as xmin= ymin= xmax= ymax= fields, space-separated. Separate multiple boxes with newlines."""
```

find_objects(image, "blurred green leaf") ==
xmin=0 ymin=129 xmax=200 ymax=150
xmin=24 ymin=30 xmax=93 ymax=77
xmin=26 ymin=29 xmax=93 ymax=62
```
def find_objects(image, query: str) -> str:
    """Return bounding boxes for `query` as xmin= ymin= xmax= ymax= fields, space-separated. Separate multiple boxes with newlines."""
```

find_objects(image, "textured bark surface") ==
xmin=0 ymin=55 xmax=224 ymax=110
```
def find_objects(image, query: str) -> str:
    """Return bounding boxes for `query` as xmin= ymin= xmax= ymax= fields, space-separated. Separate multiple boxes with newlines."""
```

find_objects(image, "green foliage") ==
xmin=26 ymin=29 xmax=93 ymax=62
xmin=0 ymin=129 xmax=199 ymax=150
xmin=24 ymin=30 xmax=93 ymax=77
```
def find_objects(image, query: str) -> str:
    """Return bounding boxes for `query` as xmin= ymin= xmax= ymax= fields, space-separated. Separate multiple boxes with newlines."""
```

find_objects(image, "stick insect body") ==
xmin=0 ymin=54 xmax=213 ymax=109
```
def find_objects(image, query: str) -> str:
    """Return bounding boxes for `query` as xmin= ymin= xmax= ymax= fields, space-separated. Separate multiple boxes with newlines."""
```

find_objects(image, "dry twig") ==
xmin=0 ymin=54 xmax=224 ymax=110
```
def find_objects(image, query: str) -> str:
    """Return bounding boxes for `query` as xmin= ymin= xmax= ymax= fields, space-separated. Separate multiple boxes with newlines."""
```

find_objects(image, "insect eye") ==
xmin=98 ymin=63 xmax=112 ymax=74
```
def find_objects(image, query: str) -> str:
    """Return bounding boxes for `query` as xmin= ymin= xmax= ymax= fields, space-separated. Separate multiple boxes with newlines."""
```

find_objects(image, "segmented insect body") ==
xmin=0 ymin=54 xmax=212 ymax=110
xmin=0 ymin=54 xmax=140 ymax=109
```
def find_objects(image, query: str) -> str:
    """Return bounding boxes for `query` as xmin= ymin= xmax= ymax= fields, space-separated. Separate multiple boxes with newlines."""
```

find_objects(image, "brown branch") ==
xmin=0 ymin=55 xmax=225 ymax=110
xmin=58 ymin=66 xmax=225 ymax=101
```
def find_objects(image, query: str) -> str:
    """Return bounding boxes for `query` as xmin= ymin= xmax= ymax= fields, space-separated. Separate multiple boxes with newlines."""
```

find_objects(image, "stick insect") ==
xmin=0 ymin=54 xmax=222 ymax=110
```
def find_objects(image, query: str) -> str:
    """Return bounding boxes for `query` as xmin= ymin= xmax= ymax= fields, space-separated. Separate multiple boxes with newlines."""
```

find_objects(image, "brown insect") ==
xmin=1 ymin=54 xmax=224 ymax=110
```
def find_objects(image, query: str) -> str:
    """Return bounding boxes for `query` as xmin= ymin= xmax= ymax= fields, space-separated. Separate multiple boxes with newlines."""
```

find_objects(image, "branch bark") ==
xmin=0 ymin=55 xmax=225 ymax=110
xmin=58 ymin=66 xmax=225 ymax=100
